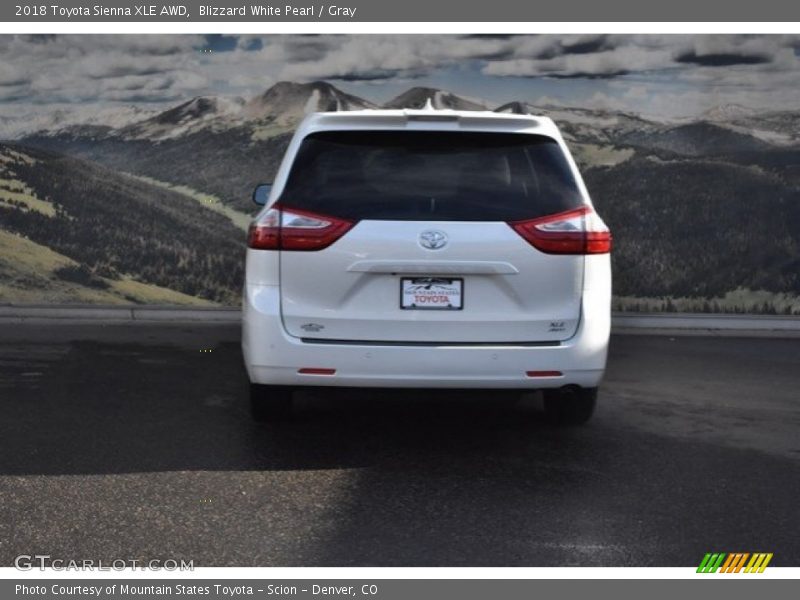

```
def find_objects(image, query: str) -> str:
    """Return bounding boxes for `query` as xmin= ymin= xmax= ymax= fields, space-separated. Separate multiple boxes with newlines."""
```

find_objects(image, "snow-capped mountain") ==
xmin=11 ymin=80 xmax=799 ymax=151
xmin=701 ymin=106 xmax=800 ymax=145
xmin=118 ymin=96 xmax=246 ymax=141
xmin=0 ymin=104 xmax=160 ymax=140
xmin=703 ymin=104 xmax=759 ymax=122
xmin=245 ymin=81 xmax=376 ymax=125
xmin=494 ymin=101 xmax=539 ymax=115
xmin=1 ymin=82 xmax=376 ymax=141
xmin=2 ymin=82 xmax=658 ymax=145
xmin=495 ymin=100 xmax=662 ymax=144
xmin=384 ymin=87 xmax=487 ymax=111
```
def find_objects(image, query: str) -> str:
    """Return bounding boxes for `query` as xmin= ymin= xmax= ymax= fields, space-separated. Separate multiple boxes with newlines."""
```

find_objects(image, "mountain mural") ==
xmin=2 ymin=81 xmax=800 ymax=313
xmin=245 ymin=80 xmax=377 ymax=124
xmin=384 ymin=87 xmax=487 ymax=111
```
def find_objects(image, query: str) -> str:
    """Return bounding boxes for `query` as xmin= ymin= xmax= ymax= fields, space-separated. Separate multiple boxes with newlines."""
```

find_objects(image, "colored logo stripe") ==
xmin=697 ymin=553 xmax=726 ymax=573
xmin=745 ymin=553 xmax=773 ymax=573
xmin=697 ymin=552 xmax=773 ymax=573
xmin=719 ymin=553 xmax=749 ymax=573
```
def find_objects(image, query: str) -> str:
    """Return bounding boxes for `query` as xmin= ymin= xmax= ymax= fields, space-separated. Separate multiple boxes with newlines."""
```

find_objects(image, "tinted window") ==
xmin=279 ymin=130 xmax=583 ymax=221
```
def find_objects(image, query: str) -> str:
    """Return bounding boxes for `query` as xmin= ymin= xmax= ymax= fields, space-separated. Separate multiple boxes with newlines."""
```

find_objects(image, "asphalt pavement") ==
xmin=1 ymin=323 xmax=798 ymax=566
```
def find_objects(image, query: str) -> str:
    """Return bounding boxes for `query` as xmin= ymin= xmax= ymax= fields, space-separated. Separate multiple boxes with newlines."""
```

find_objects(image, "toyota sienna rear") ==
xmin=242 ymin=108 xmax=612 ymax=424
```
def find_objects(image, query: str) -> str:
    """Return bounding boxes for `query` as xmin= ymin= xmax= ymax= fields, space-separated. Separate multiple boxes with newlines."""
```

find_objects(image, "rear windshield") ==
xmin=278 ymin=130 xmax=584 ymax=221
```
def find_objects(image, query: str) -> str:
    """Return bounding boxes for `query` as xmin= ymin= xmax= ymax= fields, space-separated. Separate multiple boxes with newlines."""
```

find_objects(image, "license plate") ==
xmin=401 ymin=277 xmax=463 ymax=310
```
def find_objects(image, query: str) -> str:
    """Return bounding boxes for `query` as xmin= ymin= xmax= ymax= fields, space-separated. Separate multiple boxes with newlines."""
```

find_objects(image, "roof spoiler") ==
xmin=312 ymin=111 xmax=539 ymax=130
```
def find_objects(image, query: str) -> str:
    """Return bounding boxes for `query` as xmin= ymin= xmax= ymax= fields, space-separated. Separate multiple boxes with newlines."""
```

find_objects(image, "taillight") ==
xmin=247 ymin=204 xmax=355 ymax=251
xmin=247 ymin=207 xmax=280 ymax=249
xmin=509 ymin=206 xmax=612 ymax=255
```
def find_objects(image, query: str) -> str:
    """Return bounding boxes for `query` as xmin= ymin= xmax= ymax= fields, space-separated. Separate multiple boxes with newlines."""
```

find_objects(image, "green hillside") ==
xmin=0 ymin=228 xmax=214 ymax=305
xmin=23 ymin=127 xmax=292 ymax=213
xmin=584 ymin=154 xmax=800 ymax=302
xmin=0 ymin=143 xmax=245 ymax=305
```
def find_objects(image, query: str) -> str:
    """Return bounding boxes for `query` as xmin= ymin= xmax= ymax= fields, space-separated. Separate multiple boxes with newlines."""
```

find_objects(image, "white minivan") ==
xmin=242 ymin=107 xmax=612 ymax=424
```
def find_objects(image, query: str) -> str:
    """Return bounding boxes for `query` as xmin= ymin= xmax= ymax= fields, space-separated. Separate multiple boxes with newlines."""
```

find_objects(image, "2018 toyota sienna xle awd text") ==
xmin=242 ymin=107 xmax=612 ymax=424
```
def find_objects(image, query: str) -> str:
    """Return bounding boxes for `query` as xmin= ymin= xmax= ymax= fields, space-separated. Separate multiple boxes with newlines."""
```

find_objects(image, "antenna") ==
xmin=423 ymin=98 xmax=435 ymax=111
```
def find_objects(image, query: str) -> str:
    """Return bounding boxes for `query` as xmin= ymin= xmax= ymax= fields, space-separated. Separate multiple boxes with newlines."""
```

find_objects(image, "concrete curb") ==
xmin=0 ymin=305 xmax=240 ymax=323
xmin=611 ymin=313 xmax=800 ymax=335
xmin=1 ymin=305 xmax=799 ymax=336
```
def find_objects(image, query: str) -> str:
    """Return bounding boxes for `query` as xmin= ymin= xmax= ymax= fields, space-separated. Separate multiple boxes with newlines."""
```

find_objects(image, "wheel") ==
xmin=250 ymin=384 xmax=294 ymax=422
xmin=543 ymin=386 xmax=597 ymax=426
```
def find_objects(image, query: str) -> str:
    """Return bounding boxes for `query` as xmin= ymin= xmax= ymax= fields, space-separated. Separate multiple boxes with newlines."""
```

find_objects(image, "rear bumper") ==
xmin=242 ymin=284 xmax=609 ymax=389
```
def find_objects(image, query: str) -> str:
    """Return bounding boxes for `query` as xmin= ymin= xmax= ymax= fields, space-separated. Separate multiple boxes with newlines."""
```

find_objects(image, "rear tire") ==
xmin=250 ymin=384 xmax=293 ymax=422
xmin=543 ymin=386 xmax=597 ymax=426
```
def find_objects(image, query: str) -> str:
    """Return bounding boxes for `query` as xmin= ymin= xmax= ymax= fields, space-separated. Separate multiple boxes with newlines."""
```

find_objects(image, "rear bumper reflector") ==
xmin=298 ymin=368 xmax=337 ymax=375
xmin=526 ymin=370 xmax=563 ymax=378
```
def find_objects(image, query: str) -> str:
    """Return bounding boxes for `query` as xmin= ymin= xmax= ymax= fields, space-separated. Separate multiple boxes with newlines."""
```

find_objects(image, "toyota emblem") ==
xmin=419 ymin=230 xmax=448 ymax=250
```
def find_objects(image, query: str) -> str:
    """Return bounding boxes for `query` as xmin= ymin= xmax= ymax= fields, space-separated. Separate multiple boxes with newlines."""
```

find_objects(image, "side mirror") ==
xmin=252 ymin=183 xmax=272 ymax=206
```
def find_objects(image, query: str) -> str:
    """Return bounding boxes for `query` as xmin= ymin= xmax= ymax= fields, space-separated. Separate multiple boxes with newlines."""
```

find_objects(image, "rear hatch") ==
xmin=272 ymin=130 xmax=590 ymax=343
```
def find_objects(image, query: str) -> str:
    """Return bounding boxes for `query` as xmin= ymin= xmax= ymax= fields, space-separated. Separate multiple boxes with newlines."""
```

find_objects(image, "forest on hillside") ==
xmin=0 ymin=143 xmax=245 ymax=304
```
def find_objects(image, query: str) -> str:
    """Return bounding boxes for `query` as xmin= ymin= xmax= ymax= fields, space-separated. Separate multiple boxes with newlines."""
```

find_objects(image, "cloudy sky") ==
xmin=0 ymin=34 xmax=799 ymax=120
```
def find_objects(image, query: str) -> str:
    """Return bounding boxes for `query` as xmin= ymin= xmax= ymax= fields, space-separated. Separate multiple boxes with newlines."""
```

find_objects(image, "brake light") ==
xmin=509 ymin=206 xmax=612 ymax=255
xmin=247 ymin=204 xmax=355 ymax=251
xmin=247 ymin=207 xmax=280 ymax=249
